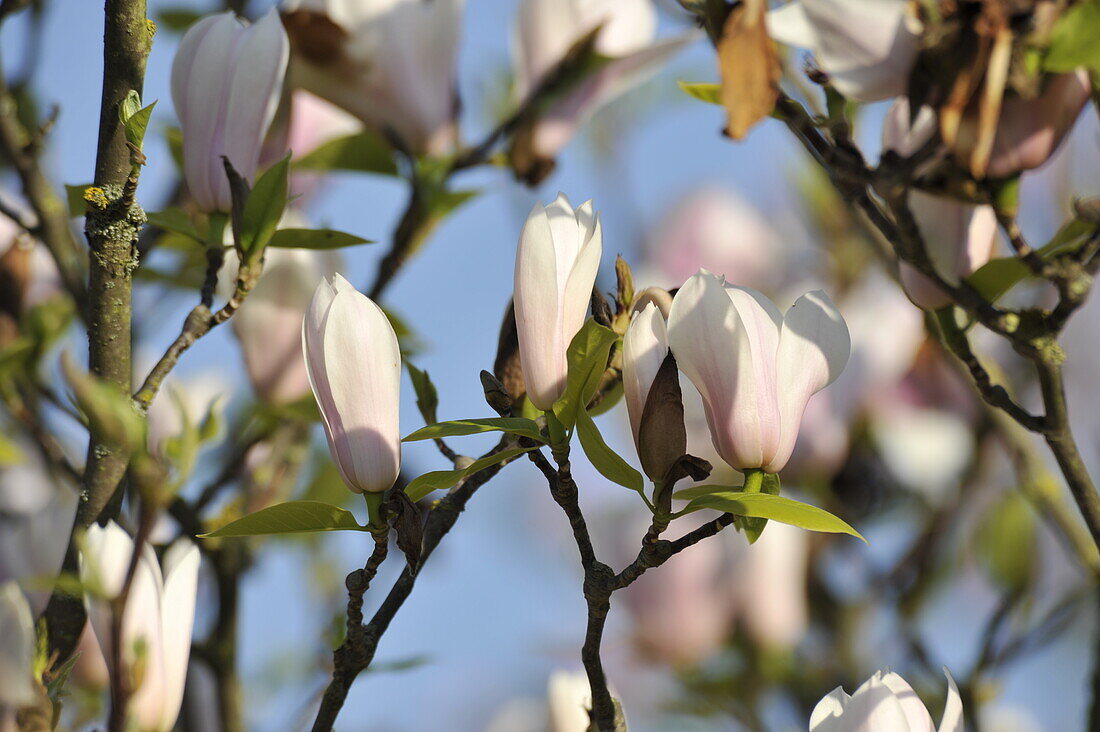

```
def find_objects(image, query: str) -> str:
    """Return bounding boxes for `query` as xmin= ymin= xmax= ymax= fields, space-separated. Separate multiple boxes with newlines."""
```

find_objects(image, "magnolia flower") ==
xmin=80 ymin=522 xmax=200 ymax=732
xmin=283 ymin=0 xmax=463 ymax=156
xmin=738 ymin=521 xmax=809 ymax=648
xmin=767 ymin=0 xmax=920 ymax=102
xmin=667 ymin=270 xmax=850 ymax=473
xmin=0 ymin=211 xmax=60 ymax=314
xmin=883 ymin=99 xmax=999 ymax=309
xmin=514 ymin=194 xmax=602 ymax=411
xmin=171 ymin=10 xmax=289 ymax=213
xmin=547 ymin=670 xmax=593 ymax=732
xmin=0 ymin=582 xmax=37 ymax=709
xmin=303 ymin=275 xmax=401 ymax=493
xmin=953 ymin=69 xmax=1092 ymax=178
xmin=622 ymin=302 xmax=668 ymax=457
xmin=0 ymin=453 xmax=78 ymax=615
xmin=811 ymin=668 xmax=963 ymax=732
xmin=644 ymin=188 xmax=785 ymax=292
xmin=233 ymin=247 xmax=340 ymax=404
xmin=511 ymin=0 xmax=694 ymax=177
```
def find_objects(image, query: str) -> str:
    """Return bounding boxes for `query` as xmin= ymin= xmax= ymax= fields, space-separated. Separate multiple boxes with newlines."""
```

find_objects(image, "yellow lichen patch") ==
xmin=83 ymin=187 xmax=110 ymax=210
xmin=146 ymin=19 xmax=157 ymax=37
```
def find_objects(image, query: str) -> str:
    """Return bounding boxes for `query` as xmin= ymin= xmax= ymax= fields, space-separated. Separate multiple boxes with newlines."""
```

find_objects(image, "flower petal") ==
xmin=622 ymin=302 xmax=668 ymax=449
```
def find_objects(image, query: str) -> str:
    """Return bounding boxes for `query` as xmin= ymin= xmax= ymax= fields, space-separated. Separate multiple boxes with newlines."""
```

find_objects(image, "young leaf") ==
xmin=740 ymin=472 xmax=780 ymax=544
xmin=294 ymin=130 xmax=398 ymax=176
xmin=199 ymin=500 xmax=368 ymax=538
xmin=682 ymin=492 xmax=863 ymax=541
xmin=65 ymin=184 xmax=94 ymax=217
xmin=402 ymin=417 xmax=545 ymax=443
xmin=405 ymin=362 xmax=439 ymax=425
xmin=146 ymin=208 xmax=203 ymax=243
xmin=1044 ymin=0 xmax=1100 ymax=72
xmin=266 ymin=228 xmax=373 ymax=250
xmin=678 ymin=80 xmax=722 ymax=105
xmin=552 ymin=319 xmax=618 ymax=431
xmin=120 ymin=97 xmax=157 ymax=149
xmin=575 ymin=408 xmax=644 ymax=494
xmin=967 ymin=217 xmax=1094 ymax=301
xmin=238 ymin=154 xmax=291 ymax=257
xmin=404 ymin=446 xmax=533 ymax=502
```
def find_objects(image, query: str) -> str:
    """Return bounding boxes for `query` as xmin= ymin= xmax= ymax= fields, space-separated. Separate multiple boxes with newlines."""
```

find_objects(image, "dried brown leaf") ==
xmin=717 ymin=0 xmax=780 ymax=140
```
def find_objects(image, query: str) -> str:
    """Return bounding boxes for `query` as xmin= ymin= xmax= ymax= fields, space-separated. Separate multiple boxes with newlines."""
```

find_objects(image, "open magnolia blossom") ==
xmin=232 ymin=247 xmax=340 ymax=405
xmin=766 ymin=0 xmax=920 ymax=102
xmin=283 ymin=0 xmax=463 ymax=156
xmin=170 ymin=9 xmax=289 ymax=213
xmin=0 ymin=582 xmax=37 ymax=710
xmin=303 ymin=274 xmax=401 ymax=493
xmin=622 ymin=302 xmax=668 ymax=460
xmin=511 ymin=0 xmax=695 ymax=176
xmin=667 ymin=270 xmax=850 ymax=473
xmin=79 ymin=523 xmax=200 ymax=732
xmin=514 ymin=193 xmax=602 ymax=411
xmin=811 ymin=668 xmax=963 ymax=732
xmin=547 ymin=670 xmax=596 ymax=732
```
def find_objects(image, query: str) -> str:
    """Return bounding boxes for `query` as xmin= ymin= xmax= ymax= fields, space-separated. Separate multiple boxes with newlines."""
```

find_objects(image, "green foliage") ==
xmin=238 ymin=154 xmax=291 ymax=257
xmin=266 ymin=228 xmax=373 ymax=250
xmin=146 ymin=208 xmax=202 ymax=243
xmin=677 ymin=80 xmax=722 ymax=105
xmin=160 ymin=390 xmax=222 ymax=492
xmin=118 ymin=90 xmax=156 ymax=149
xmin=156 ymin=6 xmax=204 ymax=32
xmin=552 ymin=319 xmax=618 ymax=432
xmin=405 ymin=362 xmax=439 ymax=425
xmin=294 ymin=131 xmax=398 ymax=176
xmin=976 ymin=492 xmax=1038 ymax=590
xmin=200 ymin=500 xmax=369 ymax=538
xmin=402 ymin=417 xmax=545 ymax=443
xmin=1043 ymin=0 xmax=1100 ymax=72
xmin=61 ymin=352 xmax=145 ymax=451
xmin=740 ymin=472 xmax=781 ymax=544
xmin=574 ymin=407 xmax=644 ymax=494
xmin=64 ymin=184 xmax=92 ymax=217
xmin=404 ymin=447 xmax=534 ymax=502
xmin=968 ymin=218 xmax=1096 ymax=301
xmin=675 ymin=486 xmax=863 ymax=540
xmin=0 ymin=434 xmax=22 ymax=465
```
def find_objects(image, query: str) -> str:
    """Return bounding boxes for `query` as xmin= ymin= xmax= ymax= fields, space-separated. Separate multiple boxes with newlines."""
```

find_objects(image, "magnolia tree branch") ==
xmin=41 ymin=0 xmax=153 ymax=665
xmin=310 ymin=438 xmax=518 ymax=731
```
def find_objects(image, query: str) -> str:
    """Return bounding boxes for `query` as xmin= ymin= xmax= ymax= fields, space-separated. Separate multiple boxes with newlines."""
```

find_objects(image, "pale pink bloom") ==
xmin=767 ymin=0 xmax=920 ymax=101
xmin=811 ymin=668 xmax=963 ymax=732
xmin=72 ymin=622 xmax=110 ymax=691
xmin=667 ymin=271 xmax=850 ymax=473
xmin=621 ymin=302 xmax=668 ymax=456
xmin=0 ymin=211 xmax=61 ymax=309
xmin=547 ymin=670 xmax=593 ymax=732
xmin=233 ymin=247 xmax=340 ymax=404
xmin=645 ymin=188 xmax=785 ymax=292
xmin=738 ymin=521 xmax=809 ymax=648
xmin=303 ymin=275 xmax=401 ymax=493
xmin=0 ymin=582 xmax=36 ymax=708
xmin=513 ymin=0 xmax=695 ymax=161
xmin=883 ymin=99 xmax=1000 ymax=309
xmin=285 ymin=0 xmax=462 ymax=156
xmin=80 ymin=523 xmax=200 ymax=732
xmin=171 ymin=10 xmax=289 ymax=213
xmin=514 ymin=194 xmax=602 ymax=411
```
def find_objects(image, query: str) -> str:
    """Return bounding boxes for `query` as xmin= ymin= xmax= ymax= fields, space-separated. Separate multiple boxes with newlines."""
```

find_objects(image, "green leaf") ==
xmin=428 ymin=188 xmax=479 ymax=219
xmin=199 ymin=500 xmax=368 ymax=538
xmin=239 ymin=154 xmax=291 ymax=256
xmin=405 ymin=446 xmax=533 ymax=502
xmin=575 ymin=408 xmax=644 ymax=494
xmin=0 ymin=434 xmax=23 ymax=466
xmin=552 ymin=319 xmax=618 ymax=431
xmin=682 ymin=492 xmax=864 ymax=541
xmin=402 ymin=417 xmax=545 ymax=443
xmin=967 ymin=217 xmax=1096 ymax=301
xmin=587 ymin=380 xmax=623 ymax=417
xmin=119 ymin=94 xmax=156 ymax=149
xmin=64 ymin=184 xmax=93 ymax=217
xmin=677 ymin=80 xmax=722 ymax=105
xmin=405 ymin=362 xmax=439 ymax=425
xmin=156 ymin=7 xmax=204 ymax=32
xmin=293 ymin=130 xmax=397 ymax=176
xmin=741 ymin=472 xmax=780 ymax=544
xmin=266 ymin=228 xmax=373 ymax=250
xmin=146 ymin=208 xmax=202 ymax=243
xmin=1044 ymin=0 xmax=1100 ymax=72
xmin=976 ymin=492 xmax=1037 ymax=589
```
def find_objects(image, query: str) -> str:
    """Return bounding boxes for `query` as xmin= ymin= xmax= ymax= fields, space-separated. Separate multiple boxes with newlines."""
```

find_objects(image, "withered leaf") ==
xmin=717 ymin=0 xmax=780 ymax=140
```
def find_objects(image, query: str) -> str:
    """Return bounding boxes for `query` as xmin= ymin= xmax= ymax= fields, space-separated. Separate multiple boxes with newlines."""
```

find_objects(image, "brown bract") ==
xmin=717 ymin=0 xmax=780 ymax=140
xmin=281 ymin=9 xmax=349 ymax=67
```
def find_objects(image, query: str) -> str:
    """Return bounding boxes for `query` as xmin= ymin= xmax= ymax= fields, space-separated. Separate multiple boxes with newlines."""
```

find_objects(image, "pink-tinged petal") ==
xmin=739 ymin=522 xmax=809 ymax=649
xmin=768 ymin=290 xmax=850 ymax=472
xmin=723 ymin=286 xmax=783 ymax=465
xmin=515 ymin=203 xmax=565 ymax=410
xmin=156 ymin=541 xmax=200 ymax=732
xmin=901 ymin=192 xmax=999 ymax=309
xmin=560 ymin=213 xmax=602 ymax=358
xmin=938 ymin=668 xmax=964 ymax=732
xmin=882 ymin=97 xmax=938 ymax=158
xmin=547 ymin=670 xmax=592 ymax=732
xmin=622 ymin=303 xmax=668 ymax=449
xmin=766 ymin=1 xmax=815 ymax=49
xmin=303 ymin=277 xmax=355 ymax=489
xmin=668 ymin=270 xmax=766 ymax=469
xmin=530 ymin=33 xmax=696 ymax=159
xmin=0 ymin=582 xmax=36 ymax=707
xmin=318 ymin=286 xmax=402 ymax=493
xmin=809 ymin=686 xmax=850 ymax=731
xmin=881 ymin=672 xmax=936 ymax=732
